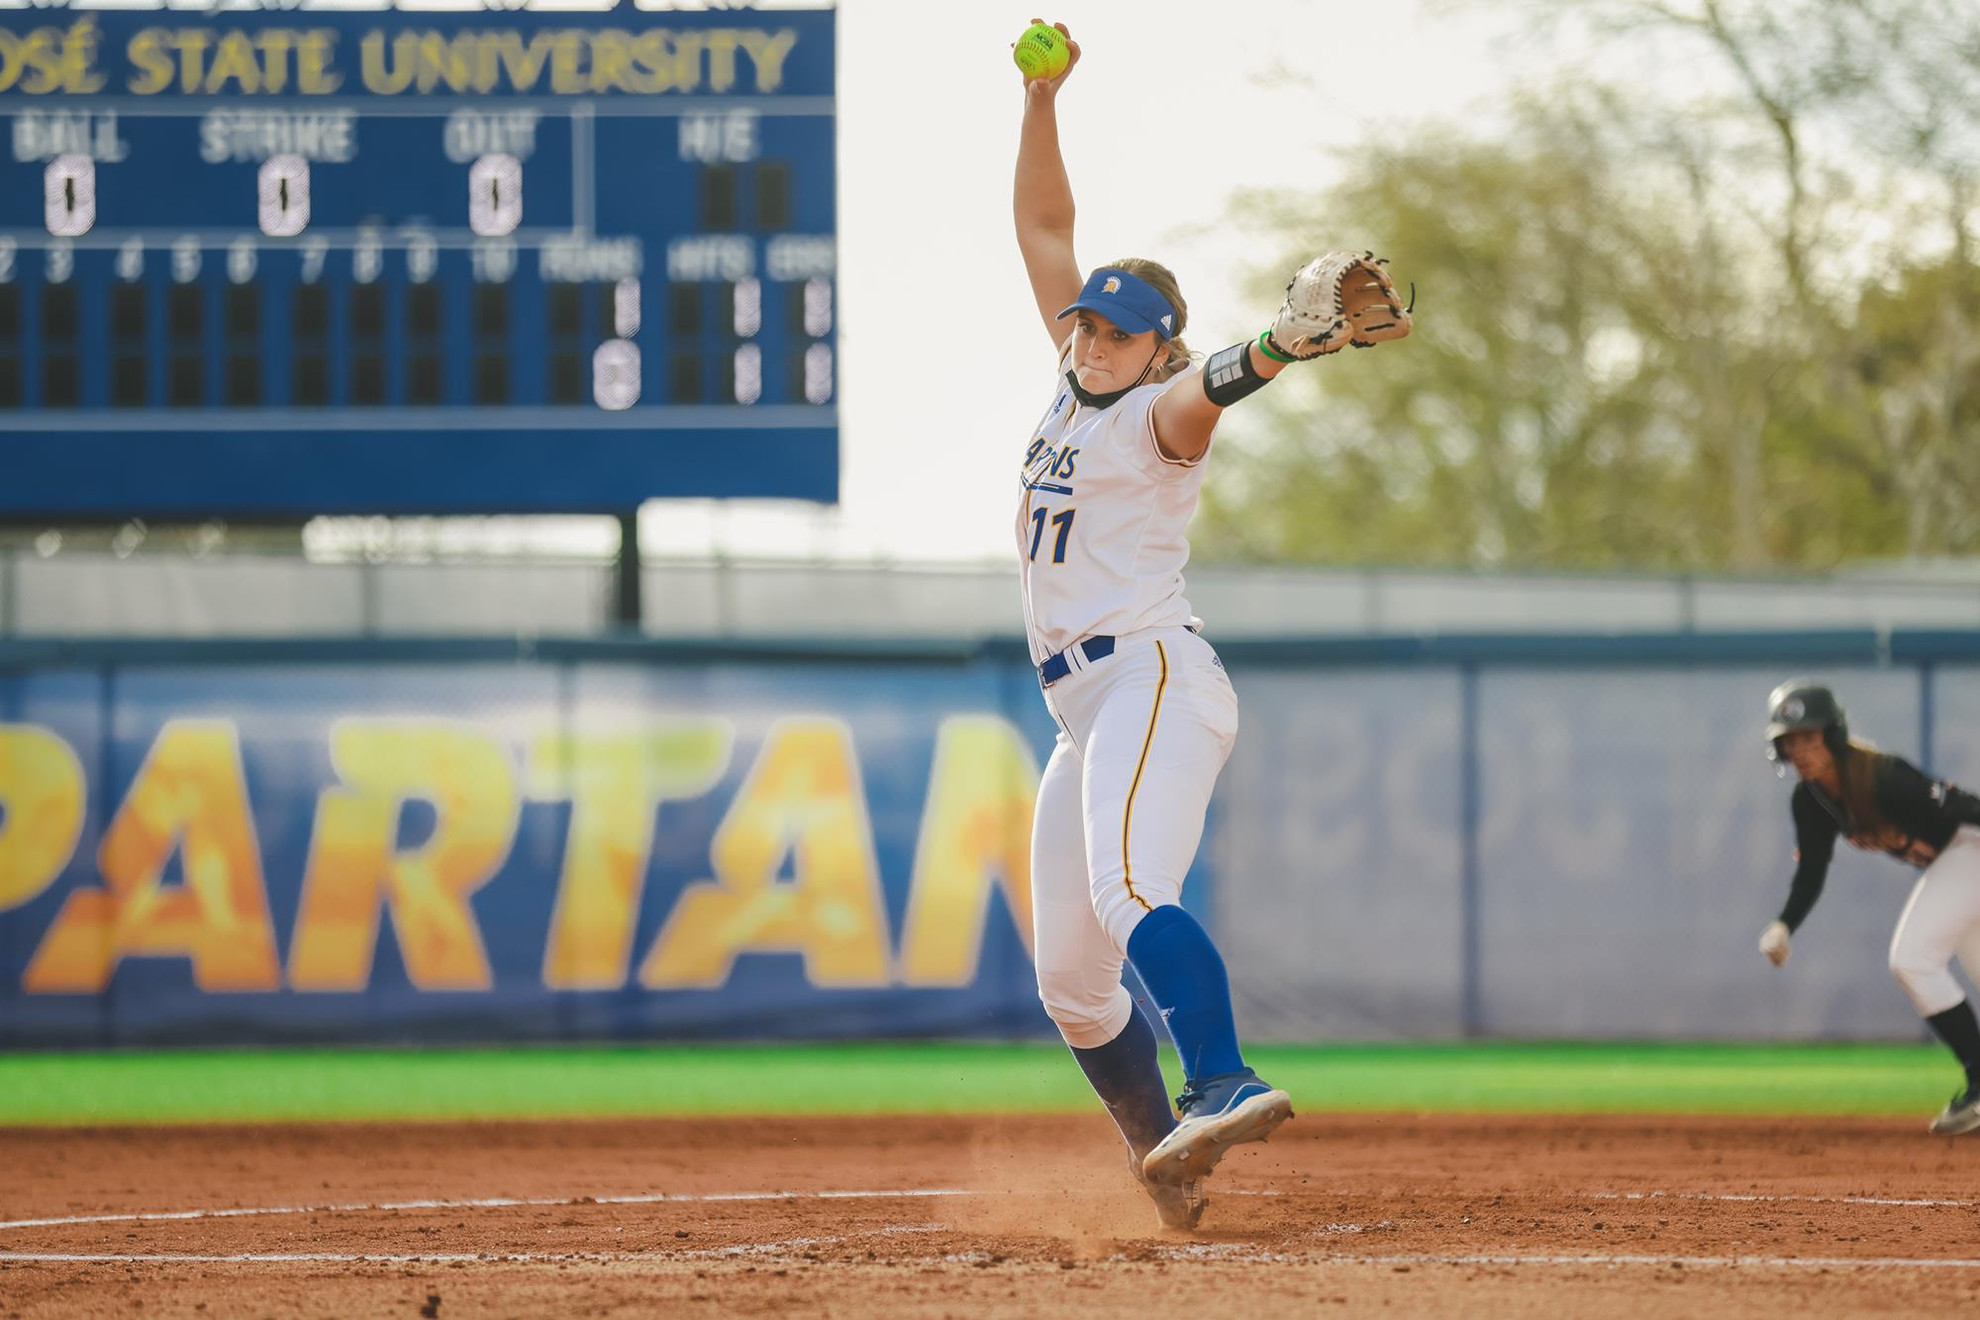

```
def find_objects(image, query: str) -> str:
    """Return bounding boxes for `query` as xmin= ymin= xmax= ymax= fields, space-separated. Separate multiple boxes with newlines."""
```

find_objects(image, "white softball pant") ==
xmin=1888 ymin=825 xmax=1980 ymax=1017
xmin=1029 ymin=626 xmax=1239 ymax=1048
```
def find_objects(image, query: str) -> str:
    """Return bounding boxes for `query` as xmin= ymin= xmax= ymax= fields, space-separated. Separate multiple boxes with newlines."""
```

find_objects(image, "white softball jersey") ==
xmin=1015 ymin=354 xmax=1208 ymax=666
xmin=1015 ymin=350 xmax=1242 ymax=1048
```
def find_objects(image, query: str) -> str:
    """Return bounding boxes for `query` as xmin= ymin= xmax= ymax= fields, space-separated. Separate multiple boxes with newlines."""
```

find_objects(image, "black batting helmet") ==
xmin=1765 ymin=678 xmax=1848 ymax=762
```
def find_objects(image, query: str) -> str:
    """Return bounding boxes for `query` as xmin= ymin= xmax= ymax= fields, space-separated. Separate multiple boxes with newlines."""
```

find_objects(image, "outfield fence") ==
xmin=1 ymin=630 xmax=1975 ymax=1046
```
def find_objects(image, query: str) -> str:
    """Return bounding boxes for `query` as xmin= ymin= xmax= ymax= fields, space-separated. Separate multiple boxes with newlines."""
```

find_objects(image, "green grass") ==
xmin=0 ymin=1040 xmax=1961 ymax=1127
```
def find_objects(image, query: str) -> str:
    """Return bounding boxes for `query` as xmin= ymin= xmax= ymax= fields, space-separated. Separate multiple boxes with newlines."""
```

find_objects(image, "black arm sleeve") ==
xmin=1779 ymin=783 xmax=1839 ymax=933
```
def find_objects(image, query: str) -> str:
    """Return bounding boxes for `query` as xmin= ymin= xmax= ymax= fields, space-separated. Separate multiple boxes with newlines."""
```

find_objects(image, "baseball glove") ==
xmin=1266 ymin=251 xmax=1413 ymax=359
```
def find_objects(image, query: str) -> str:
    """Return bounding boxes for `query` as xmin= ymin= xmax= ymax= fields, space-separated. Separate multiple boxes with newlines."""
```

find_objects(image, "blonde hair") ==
xmin=1100 ymin=257 xmax=1192 ymax=380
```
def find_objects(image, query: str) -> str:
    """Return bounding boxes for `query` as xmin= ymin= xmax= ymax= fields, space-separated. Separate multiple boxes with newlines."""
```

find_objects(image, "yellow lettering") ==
xmin=328 ymin=24 xmax=788 ymax=98
xmin=414 ymin=31 xmax=477 ymax=95
xmin=640 ymin=719 xmax=890 ymax=989
xmin=253 ymin=30 xmax=294 ymax=95
xmin=24 ymin=721 xmax=279 ymax=994
xmin=588 ymin=30 xmax=633 ymax=95
xmin=490 ymin=30 xmax=556 ymax=95
xmin=627 ymin=32 xmax=675 ymax=94
xmin=15 ymin=27 xmax=63 ymax=95
xmin=57 ymin=19 xmax=107 ymax=94
xmin=125 ymin=29 xmax=173 ymax=96
xmin=0 ymin=726 xmax=85 ymax=912
xmin=204 ymin=31 xmax=262 ymax=95
xmin=897 ymin=718 xmax=1039 ymax=986
xmin=740 ymin=28 xmax=797 ymax=94
xmin=670 ymin=32 xmax=706 ymax=93
xmin=296 ymin=29 xmax=341 ymax=94
xmin=287 ymin=722 xmax=517 ymax=992
xmin=529 ymin=722 xmax=733 ymax=990
xmin=361 ymin=31 xmax=413 ymax=95
xmin=167 ymin=28 xmax=211 ymax=95
xmin=548 ymin=31 xmax=586 ymax=94
xmin=702 ymin=30 xmax=740 ymax=93
xmin=1 ymin=20 xmax=110 ymax=95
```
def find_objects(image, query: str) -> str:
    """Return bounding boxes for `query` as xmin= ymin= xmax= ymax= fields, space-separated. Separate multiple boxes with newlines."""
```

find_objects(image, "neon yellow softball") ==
xmin=1013 ymin=23 xmax=1069 ymax=80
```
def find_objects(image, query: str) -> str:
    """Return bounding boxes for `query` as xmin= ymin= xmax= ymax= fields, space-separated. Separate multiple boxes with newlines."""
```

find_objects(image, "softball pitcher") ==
xmin=1011 ymin=22 xmax=1410 ymax=1229
xmin=1759 ymin=679 xmax=1980 ymax=1134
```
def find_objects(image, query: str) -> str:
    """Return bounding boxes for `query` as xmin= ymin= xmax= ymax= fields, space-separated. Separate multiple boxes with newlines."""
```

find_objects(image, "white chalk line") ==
xmin=0 ymin=1223 xmax=962 ymax=1268
xmin=5 ymin=1184 xmax=1969 ymax=1236
xmin=0 ymin=1251 xmax=564 ymax=1265
xmin=0 ymin=1188 xmax=975 ymax=1233
xmin=7 ymin=1245 xmax=1979 ymax=1272
xmin=5 ymin=1185 xmax=1968 ymax=1237
xmin=1585 ymin=1190 xmax=1974 ymax=1208
xmin=6 ymin=1183 xmax=1975 ymax=1273
xmin=1308 ymin=1252 xmax=1980 ymax=1271
xmin=1140 ymin=1244 xmax=1980 ymax=1270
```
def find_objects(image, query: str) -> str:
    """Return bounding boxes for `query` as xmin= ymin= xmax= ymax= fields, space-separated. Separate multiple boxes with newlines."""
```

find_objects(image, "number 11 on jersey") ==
xmin=1029 ymin=506 xmax=1076 ymax=563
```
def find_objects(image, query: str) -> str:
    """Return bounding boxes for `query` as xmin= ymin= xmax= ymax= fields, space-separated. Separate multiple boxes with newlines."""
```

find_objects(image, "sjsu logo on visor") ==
xmin=1055 ymin=267 xmax=1179 ymax=340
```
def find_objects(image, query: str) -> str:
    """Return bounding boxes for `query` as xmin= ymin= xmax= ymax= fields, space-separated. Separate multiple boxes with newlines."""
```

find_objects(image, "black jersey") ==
xmin=1779 ymin=750 xmax=1980 ymax=931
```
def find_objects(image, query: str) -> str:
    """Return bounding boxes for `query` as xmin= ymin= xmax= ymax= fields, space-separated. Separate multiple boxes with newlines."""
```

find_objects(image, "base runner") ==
xmin=1759 ymin=679 xmax=1980 ymax=1135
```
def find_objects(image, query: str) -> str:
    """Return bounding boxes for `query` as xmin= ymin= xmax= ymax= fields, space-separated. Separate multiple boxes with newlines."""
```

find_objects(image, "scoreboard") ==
xmin=0 ymin=0 xmax=837 ymax=516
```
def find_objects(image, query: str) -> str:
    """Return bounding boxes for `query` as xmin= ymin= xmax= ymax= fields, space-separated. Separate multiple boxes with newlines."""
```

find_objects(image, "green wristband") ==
xmin=1256 ymin=330 xmax=1298 ymax=364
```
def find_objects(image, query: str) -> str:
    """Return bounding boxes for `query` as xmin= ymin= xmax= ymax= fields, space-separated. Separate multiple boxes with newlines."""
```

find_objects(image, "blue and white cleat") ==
xmin=1140 ymin=1069 xmax=1293 ymax=1186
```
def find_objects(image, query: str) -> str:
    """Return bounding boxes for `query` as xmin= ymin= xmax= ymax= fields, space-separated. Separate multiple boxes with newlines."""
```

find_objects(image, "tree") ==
xmin=1196 ymin=0 xmax=1980 ymax=571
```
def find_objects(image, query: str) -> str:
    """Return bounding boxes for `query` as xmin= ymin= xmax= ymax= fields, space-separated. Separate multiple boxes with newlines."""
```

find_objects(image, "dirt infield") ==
xmin=3 ymin=1113 xmax=1978 ymax=1318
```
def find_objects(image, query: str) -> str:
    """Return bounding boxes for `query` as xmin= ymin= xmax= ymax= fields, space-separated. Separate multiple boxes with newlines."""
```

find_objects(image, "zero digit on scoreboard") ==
xmin=592 ymin=338 xmax=639 ymax=411
xmin=257 ymin=154 xmax=310 ymax=238
xmin=468 ymin=152 xmax=522 ymax=238
xmin=43 ymin=154 xmax=94 ymax=238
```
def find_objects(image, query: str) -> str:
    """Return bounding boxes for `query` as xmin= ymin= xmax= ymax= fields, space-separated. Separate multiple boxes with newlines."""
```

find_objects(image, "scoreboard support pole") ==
xmin=614 ymin=511 xmax=642 ymax=630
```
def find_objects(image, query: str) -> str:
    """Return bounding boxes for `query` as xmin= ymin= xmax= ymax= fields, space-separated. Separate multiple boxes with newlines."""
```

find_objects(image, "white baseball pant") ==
xmin=1028 ymin=626 xmax=1239 ymax=1048
xmin=1888 ymin=824 xmax=1980 ymax=1016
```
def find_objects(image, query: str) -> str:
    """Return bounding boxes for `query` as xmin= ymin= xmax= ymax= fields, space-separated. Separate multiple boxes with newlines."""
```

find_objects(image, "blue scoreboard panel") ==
xmin=0 ymin=0 xmax=837 ymax=516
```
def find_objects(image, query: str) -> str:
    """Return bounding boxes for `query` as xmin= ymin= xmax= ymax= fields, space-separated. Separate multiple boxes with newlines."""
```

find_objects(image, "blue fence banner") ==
xmin=0 ymin=645 xmax=1095 ymax=1045
xmin=3 ymin=630 xmax=1977 ymax=1046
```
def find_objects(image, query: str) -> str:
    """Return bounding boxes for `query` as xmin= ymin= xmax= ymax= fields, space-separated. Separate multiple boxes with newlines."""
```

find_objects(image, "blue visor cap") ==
xmin=1056 ymin=268 xmax=1178 ymax=340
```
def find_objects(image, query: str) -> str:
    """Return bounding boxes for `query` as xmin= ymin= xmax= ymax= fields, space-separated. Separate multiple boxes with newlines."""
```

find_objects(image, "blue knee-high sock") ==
xmin=1069 ymin=1001 xmax=1176 ymax=1159
xmin=1126 ymin=904 xmax=1246 ymax=1084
